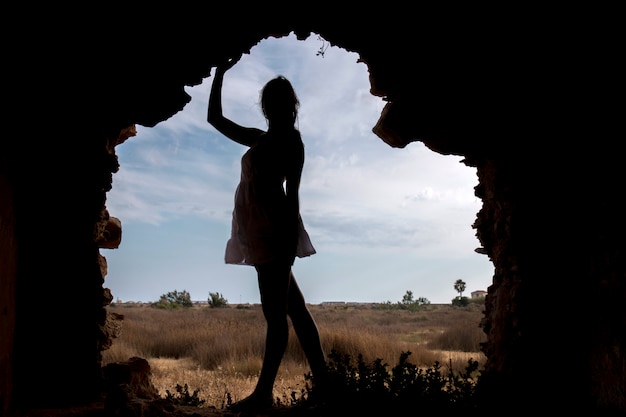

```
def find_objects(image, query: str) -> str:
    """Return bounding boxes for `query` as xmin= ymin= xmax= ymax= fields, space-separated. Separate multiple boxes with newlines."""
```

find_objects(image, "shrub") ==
xmin=152 ymin=290 xmax=193 ymax=309
xmin=301 ymin=349 xmax=481 ymax=414
xmin=451 ymin=296 xmax=469 ymax=307
xmin=207 ymin=292 xmax=228 ymax=308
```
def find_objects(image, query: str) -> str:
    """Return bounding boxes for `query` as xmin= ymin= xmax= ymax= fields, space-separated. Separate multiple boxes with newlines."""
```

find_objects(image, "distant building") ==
xmin=320 ymin=301 xmax=347 ymax=306
xmin=471 ymin=290 xmax=487 ymax=299
xmin=320 ymin=301 xmax=371 ymax=308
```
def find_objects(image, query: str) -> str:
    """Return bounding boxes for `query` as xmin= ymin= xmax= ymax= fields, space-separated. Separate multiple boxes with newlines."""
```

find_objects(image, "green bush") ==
xmin=451 ymin=296 xmax=469 ymax=307
xmin=300 ymin=349 xmax=481 ymax=415
xmin=374 ymin=291 xmax=431 ymax=312
xmin=152 ymin=290 xmax=193 ymax=309
xmin=207 ymin=291 xmax=228 ymax=308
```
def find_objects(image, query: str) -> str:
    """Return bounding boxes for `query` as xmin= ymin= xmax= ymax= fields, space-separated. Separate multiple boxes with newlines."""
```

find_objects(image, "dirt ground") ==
xmin=10 ymin=401 xmax=333 ymax=417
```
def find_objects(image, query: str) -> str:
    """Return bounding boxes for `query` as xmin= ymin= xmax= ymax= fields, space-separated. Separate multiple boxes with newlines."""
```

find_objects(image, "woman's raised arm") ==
xmin=207 ymin=55 xmax=263 ymax=147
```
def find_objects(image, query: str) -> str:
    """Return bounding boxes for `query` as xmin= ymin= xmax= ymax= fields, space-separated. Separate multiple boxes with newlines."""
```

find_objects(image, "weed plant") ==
xmin=296 ymin=349 xmax=481 ymax=415
xmin=164 ymin=383 xmax=205 ymax=407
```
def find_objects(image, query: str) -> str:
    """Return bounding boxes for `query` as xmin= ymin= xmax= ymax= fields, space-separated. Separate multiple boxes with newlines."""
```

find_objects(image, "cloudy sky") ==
xmin=103 ymin=33 xmax=493 ymax=305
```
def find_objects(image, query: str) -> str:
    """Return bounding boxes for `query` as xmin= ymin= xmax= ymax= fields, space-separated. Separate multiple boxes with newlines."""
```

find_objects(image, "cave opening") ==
xmin=101 ymin=36 xmax=494 ymax=393
xmin=103 ymin=32 xmax=492 ymax=308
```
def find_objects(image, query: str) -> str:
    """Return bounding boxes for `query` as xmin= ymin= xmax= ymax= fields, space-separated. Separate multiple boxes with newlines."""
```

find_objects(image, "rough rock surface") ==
xmin=2 ymin=7 xmax=623 ymax=416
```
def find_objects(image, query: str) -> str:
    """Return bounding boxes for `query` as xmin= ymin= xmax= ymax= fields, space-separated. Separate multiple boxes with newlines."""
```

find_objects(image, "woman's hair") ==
xmin=260 ymin=76 xmax=300 ymax=124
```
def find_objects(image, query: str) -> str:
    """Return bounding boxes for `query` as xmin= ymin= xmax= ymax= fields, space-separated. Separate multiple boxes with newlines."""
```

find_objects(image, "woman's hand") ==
xmin=208 ymin=51 xmax=262 ymax=147
xmin=214 ymin=53 xmax=242 ymax=75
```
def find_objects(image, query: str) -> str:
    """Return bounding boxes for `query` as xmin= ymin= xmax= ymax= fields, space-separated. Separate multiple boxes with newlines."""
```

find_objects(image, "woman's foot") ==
xmin=228 ymin=393 xmax=273 ymax=412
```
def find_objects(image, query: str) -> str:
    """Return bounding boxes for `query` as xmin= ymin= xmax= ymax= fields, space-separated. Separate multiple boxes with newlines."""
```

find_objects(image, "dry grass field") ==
xmin=103 ymin=301 xmax=486 ymax=410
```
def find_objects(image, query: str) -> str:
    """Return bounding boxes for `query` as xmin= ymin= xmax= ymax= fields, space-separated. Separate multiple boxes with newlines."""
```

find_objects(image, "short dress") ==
xmin=225 ymin=130 xmax=316 ymax=266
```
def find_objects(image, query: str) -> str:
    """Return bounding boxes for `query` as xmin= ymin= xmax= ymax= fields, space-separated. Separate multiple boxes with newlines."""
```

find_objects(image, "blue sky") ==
xmin=103 ymin=33 xmax=493 ymax=305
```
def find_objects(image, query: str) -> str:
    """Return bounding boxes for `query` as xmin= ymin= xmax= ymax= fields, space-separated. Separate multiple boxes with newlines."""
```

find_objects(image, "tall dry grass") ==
xmin=102 ymin=302 xmax=486 ymax=408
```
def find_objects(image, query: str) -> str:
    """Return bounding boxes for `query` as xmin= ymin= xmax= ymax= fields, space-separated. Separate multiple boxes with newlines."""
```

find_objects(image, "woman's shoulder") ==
xmin=285 ymin=130 xmax=304 ymax=154
xmin=290 ymin=129 xmax=303 ymax=144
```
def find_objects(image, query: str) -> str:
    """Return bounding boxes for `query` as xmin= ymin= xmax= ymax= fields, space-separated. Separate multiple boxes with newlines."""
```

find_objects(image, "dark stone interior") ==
xmin=2 ymin=9 xmax=623 ymax=415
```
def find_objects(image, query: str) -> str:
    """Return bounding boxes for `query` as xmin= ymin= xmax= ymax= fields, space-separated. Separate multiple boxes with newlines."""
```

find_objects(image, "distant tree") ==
xmin=207 ymin=291 xmax=228 ymax=308
xmin=394 ymin=291 xmax=430 ymax=311
xmin=416 ymin=297 xmax=431 ymax=306
xmin=153 ymin=290 xmax=193 ymax=309
xmin=454 ymin=279 xmax=466 ymax=298
xmin=376 ymin=292 xmax=430 ymax=311
xmin=401 ymin=290 xmax=414 ymax=305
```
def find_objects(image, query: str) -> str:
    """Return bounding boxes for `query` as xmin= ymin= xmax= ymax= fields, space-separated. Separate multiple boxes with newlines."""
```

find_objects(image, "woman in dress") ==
xmin=207 ymin=54 xmax=327 ymax=412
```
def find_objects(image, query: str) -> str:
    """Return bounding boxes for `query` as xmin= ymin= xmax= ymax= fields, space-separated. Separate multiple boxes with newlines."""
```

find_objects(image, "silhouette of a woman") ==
xmin=207 ymin=54 xmax=327 ymax=412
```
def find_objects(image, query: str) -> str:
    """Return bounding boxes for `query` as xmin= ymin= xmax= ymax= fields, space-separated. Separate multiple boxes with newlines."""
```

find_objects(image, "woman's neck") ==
xmin=267 ymin=122 xmax=295 ymax=133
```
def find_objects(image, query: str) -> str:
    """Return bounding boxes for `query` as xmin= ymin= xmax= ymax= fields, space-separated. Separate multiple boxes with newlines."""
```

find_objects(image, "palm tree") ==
xmin=454 ymin=279 xmax=466 ymax=298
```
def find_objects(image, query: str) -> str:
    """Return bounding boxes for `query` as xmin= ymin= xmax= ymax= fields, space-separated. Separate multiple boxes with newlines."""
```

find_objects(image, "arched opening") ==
xmin=104 ymin=33 xmax=493 ymax=306
xmin=101 ymin=32 xmax=494 ymax=405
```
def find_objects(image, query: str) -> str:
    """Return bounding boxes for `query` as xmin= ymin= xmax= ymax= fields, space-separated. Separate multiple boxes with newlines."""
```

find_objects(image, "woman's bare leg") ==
xmin=230 ymin=263 xmax=327 ymax=411
xmin=252 ymin=263 xmax=291 ymax=400
xmin=287 ymin=271 xmax=327 ymax=382
xmin=229 ymin=262 xmax=291 ymax=413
